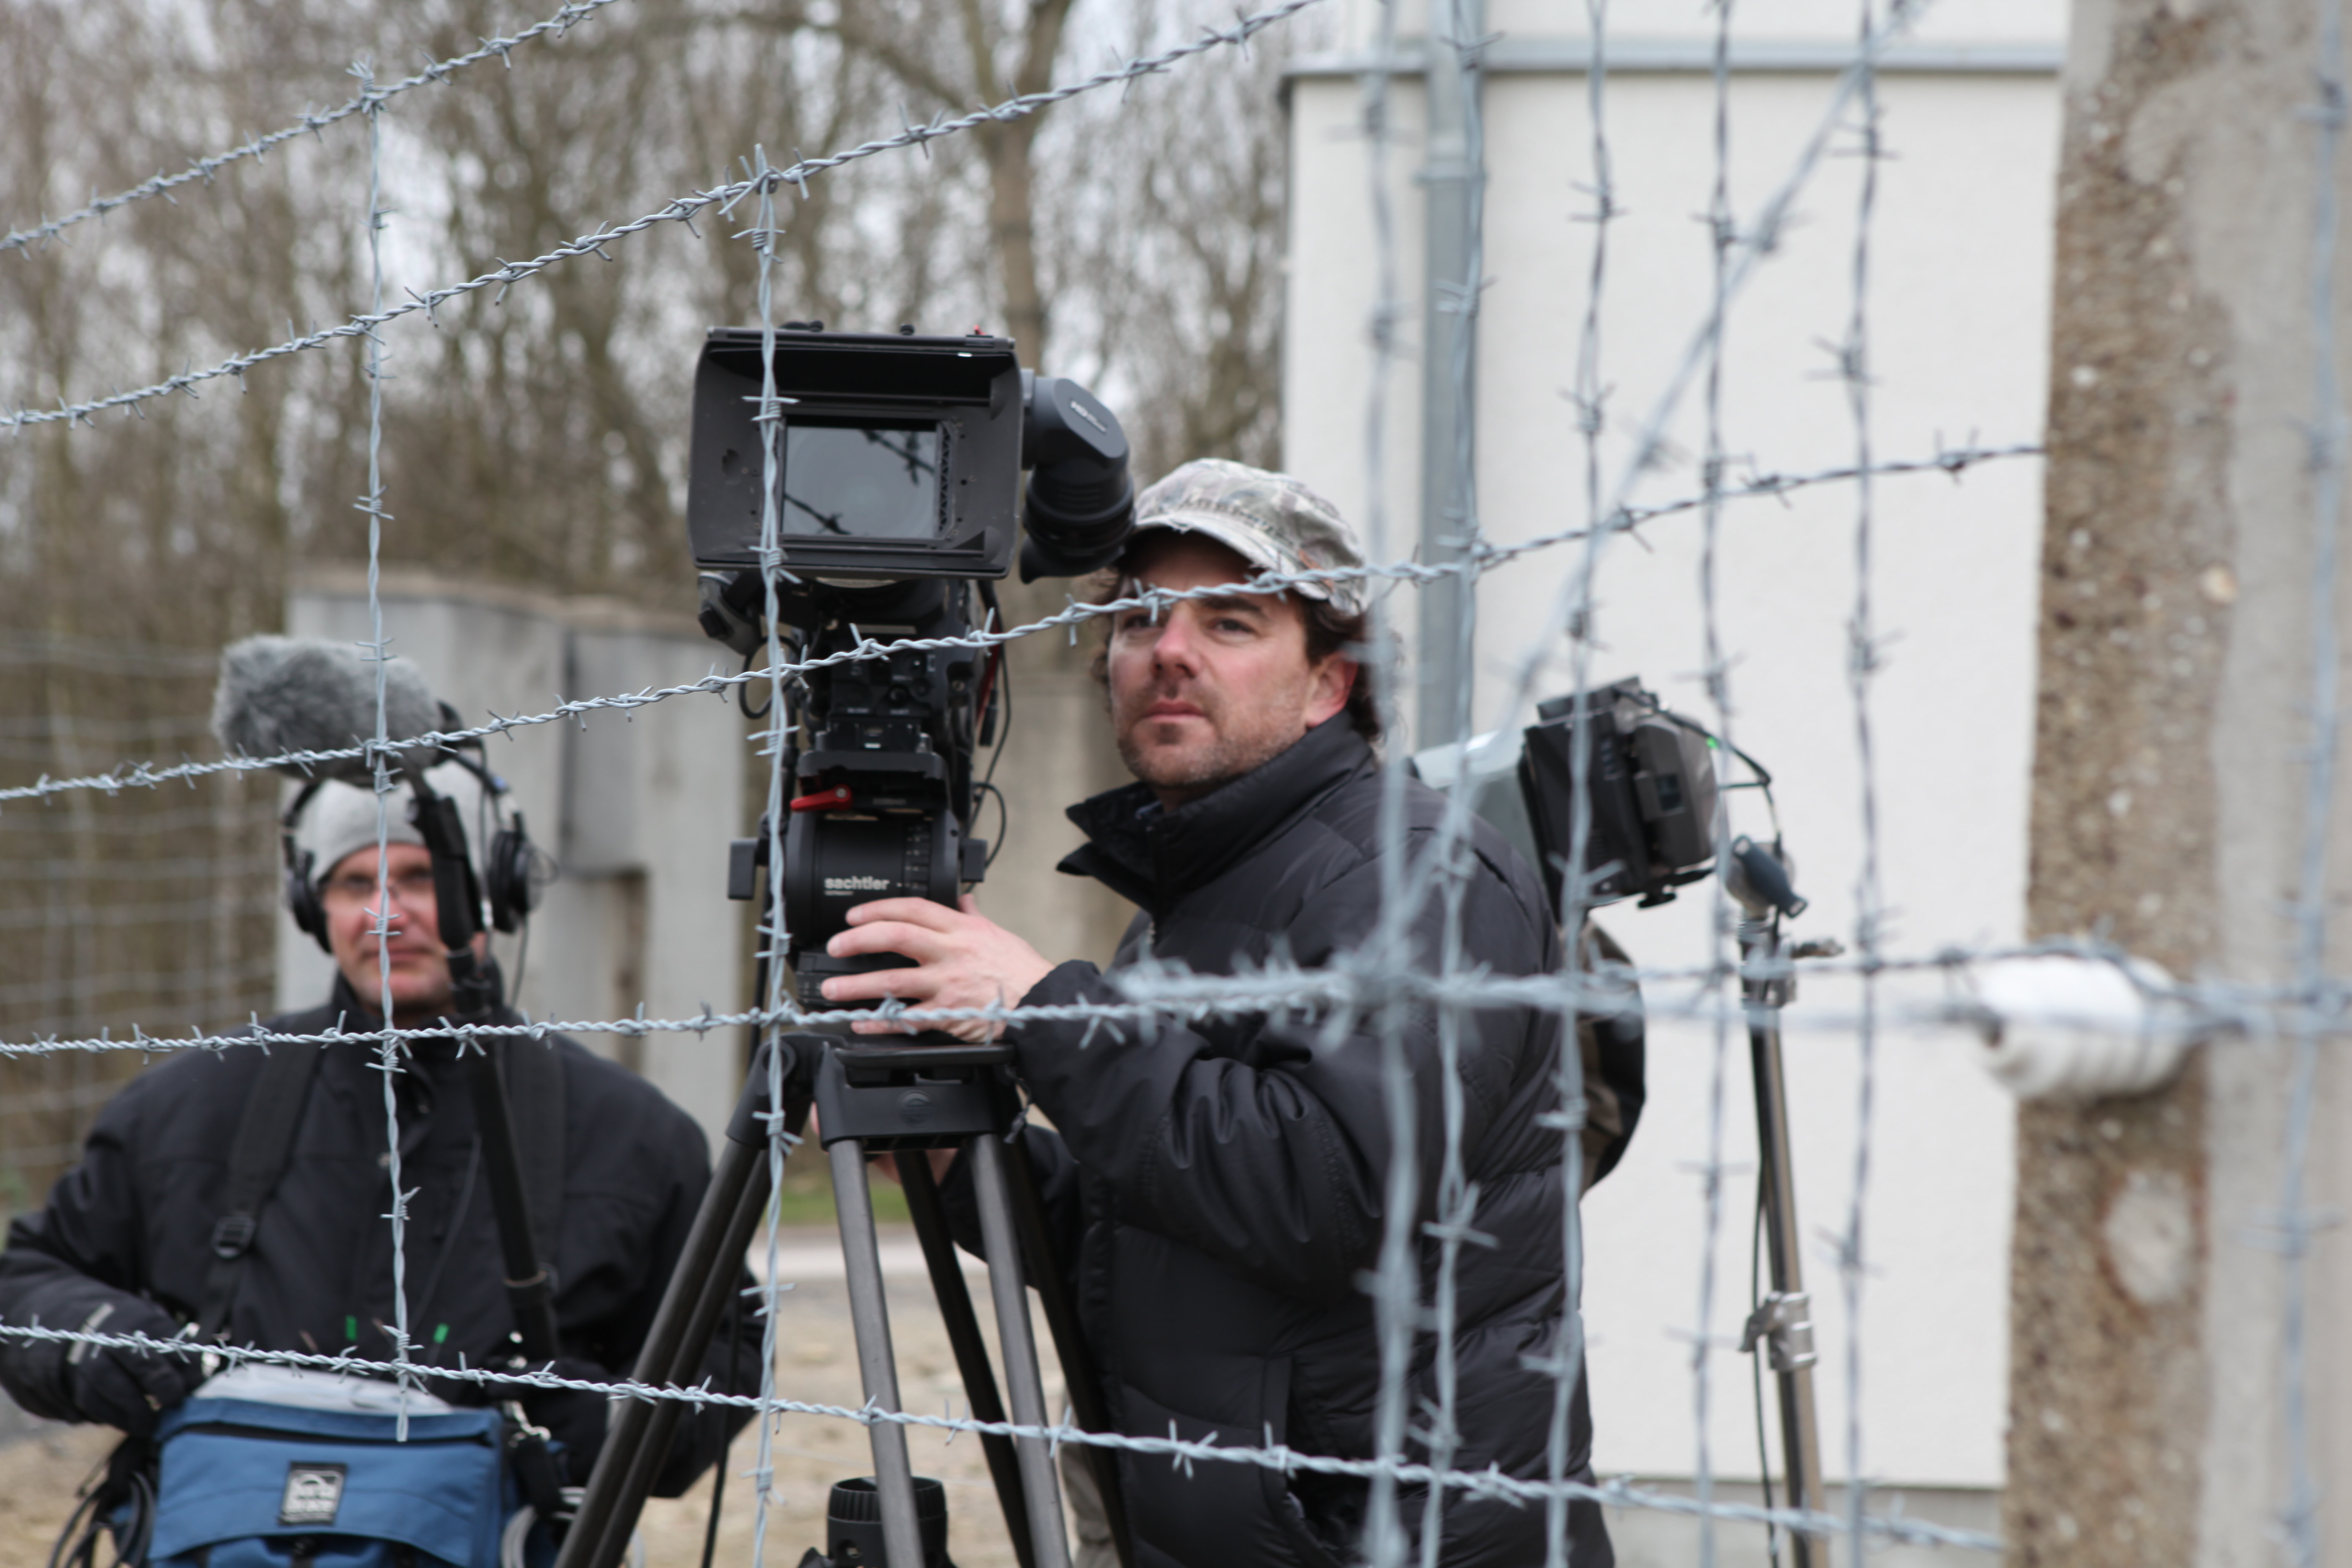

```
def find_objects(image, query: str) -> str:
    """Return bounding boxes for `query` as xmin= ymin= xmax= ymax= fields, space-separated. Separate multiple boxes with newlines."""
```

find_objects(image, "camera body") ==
xmin=693 ymin=326 xmax=1134 ymax=1014
xmin=1413 ymin=678 xmax=1721 ymax=912
xmin=1518 ymin=679 xmax=1720 ymax=910
xmin=771 ymin=577 xmax=988 ymax=1012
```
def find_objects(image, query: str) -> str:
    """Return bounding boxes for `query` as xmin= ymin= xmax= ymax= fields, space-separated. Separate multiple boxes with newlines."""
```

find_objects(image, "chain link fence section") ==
xmin=0 ymin=635 xmax=276 ymax=1217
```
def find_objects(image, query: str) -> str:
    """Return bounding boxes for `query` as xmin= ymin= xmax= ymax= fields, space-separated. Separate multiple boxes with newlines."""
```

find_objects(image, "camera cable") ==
xmin=975 ymin=780 xmax=1011 ymax=874
xmin=738 ymin=643 xmax=774 ymax=721
xmin=47 ymin=1449 xmax=154 ymax=1568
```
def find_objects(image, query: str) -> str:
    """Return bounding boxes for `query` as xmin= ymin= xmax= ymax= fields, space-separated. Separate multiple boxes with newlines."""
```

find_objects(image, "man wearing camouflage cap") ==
xmin=825 ymin=459 xmax=1617 ymax=1566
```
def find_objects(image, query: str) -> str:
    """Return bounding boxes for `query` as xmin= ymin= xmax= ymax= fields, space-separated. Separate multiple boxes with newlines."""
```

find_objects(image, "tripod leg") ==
xmin=560 ymin=1038 xmax=797 ymax=1568
xmin=1749 ymin=1013 xmax=1826 ymax=1567
xmin=831 ymin=1140 xmax=926 ymax=1568
xmin=560 ymin=1127 xmax=762 ymax=1568
xmin=1003 ymin=1132 xmax=1133 ymax=1568
xmin=900 ymin=1155 xmax=1037 ymax=1568
xmin=588 ymin=1157 xmax=773 ymax=1568
xmin=969 ymin=1135 xmax=1072 ymax=1568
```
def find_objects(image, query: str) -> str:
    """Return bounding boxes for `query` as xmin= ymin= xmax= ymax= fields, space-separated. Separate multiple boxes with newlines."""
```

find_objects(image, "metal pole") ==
xmin=830 ymin=1140 xmax=925 ymax=1568
xmin=970 ymin=1134 xmax=1073 ymax=1568
xmin=1415 ymin=0 xmax=1485 ymax=750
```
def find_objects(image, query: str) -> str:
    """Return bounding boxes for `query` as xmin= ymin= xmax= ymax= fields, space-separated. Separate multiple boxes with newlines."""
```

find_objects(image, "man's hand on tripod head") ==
xmin=821 ymin=895 xmax=1054 ymax=1042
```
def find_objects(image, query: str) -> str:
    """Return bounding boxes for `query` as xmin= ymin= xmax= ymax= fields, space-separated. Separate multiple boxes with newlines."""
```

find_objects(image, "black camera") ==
xmin=1519 ymin=679 xmax=1720 ymax=908
xmin=1412 ymin=678 xmax=1722 ymax=911
xmin=694 ymin=326 xmax=1135 ymax=1016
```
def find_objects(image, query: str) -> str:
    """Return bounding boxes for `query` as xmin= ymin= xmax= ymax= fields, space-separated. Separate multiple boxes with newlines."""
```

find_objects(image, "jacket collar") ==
xmin=1059 ymin=716 xmax=1375 ymax=915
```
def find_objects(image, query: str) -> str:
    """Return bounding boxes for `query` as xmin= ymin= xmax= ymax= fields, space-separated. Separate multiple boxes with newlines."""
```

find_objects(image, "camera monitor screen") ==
xmin=781 ymin=420 xmax=944 ymax=539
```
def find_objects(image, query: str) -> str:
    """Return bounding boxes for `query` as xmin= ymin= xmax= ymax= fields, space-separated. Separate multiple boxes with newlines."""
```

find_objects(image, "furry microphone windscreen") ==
xmin=211 ymin=636 xmax=442 ymax=782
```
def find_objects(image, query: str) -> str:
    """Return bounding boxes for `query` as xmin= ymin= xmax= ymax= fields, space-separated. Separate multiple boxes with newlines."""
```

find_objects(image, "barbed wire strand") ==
xmin=745 ymin=142 xmax=797 ymax=1567
xmin=0 ymin=0 xmax=623 ymax=259
xmin=0 ymin=1318 xmax=1996 ymax=1550
xmin=1838 ymin=2 xmax=1898 ymax=1558
xmin=1689 ymin=0 xmax=1741 ymax=1560
xmin=2277 ymin=0 xmax=2347 ymax=1550
xmin=1542 ymin=0 xmax=1615 ymax=1552
xmin=0 ymin=441 xmax=2038 ymax=813
xmin=1356 ymin=0 xmax=1419 ymax=1551
xmin=352 ymin=63 xmax=423 ymax=1437
xmin=0 ymin=922 xmax=2306 ymax=1071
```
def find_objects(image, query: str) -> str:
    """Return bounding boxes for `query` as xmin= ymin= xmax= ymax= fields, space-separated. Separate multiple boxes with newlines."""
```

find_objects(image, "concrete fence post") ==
xmin=2012 ymin=0 xmax=2352 ymax=1559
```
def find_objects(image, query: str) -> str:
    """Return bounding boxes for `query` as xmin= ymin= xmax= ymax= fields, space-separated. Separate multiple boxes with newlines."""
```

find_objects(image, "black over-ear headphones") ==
xmin=281 ymin=755 xmax=539 ymax=954
xmin=281 ymin=778 xmax=332 ymax=954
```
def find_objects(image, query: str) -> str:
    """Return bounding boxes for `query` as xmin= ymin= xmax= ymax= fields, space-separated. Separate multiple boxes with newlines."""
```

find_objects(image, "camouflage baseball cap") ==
xmin=1125 ymin=459 xmax=1368 ymax=616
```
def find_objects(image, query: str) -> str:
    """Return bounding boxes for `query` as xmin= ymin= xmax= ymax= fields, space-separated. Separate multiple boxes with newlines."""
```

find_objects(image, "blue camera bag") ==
xmin=148 ymin=1397 xmax=510 ymax=1568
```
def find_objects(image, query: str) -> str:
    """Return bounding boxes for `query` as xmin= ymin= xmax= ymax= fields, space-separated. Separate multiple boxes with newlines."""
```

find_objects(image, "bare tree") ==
xmin=1042 ymin=0 xmax=1304 ymax=480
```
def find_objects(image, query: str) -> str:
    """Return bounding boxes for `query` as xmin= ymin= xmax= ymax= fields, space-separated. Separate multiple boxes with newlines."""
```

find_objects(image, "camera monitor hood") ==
xmin=687 ymin=326 xmax=1131 ymax=583
xmin=689 ymin=328 xmax=1023 ymax=580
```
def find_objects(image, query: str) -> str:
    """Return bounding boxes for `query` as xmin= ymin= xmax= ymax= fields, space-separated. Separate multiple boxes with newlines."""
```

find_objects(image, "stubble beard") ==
xmin=1114 ymin=691 xmax=1305 ymax=806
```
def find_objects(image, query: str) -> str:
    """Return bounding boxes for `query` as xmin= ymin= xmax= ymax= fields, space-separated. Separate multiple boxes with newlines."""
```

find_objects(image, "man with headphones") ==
xmin=0 ymin=761 xmax=764 ymax=1498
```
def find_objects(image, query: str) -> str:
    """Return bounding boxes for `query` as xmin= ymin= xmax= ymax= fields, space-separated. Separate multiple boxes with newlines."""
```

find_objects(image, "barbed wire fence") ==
xmin=10 ymin=0 xmax=2321 ymax=1561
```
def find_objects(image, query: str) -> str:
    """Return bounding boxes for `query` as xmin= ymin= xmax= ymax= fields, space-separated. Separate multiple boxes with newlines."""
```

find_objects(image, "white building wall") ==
xmin=1283 ymin=5 xmax=2063 ymax=1501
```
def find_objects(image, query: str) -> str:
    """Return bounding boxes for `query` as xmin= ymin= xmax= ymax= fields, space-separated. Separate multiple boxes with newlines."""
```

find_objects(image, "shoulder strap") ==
xmin=498 ymin=1036 xmax=566 ymax=1278
xmin=198 ymin=1046 xmax=322 ymax=1340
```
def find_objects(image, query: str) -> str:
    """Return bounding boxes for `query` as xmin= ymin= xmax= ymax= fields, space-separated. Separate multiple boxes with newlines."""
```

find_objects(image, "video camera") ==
xmin=1415 ymin=677 xmax=1800 ymax=915
xmin=686 ymin=325 xmax=1135 ymax=1012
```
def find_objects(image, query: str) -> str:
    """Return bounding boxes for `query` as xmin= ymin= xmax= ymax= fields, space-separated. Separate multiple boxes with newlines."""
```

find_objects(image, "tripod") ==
xmin=1727 ymin=842 xmax=1829 ymax=1568
xmin=552 ymin=1029 xmax=1135 ymax=1568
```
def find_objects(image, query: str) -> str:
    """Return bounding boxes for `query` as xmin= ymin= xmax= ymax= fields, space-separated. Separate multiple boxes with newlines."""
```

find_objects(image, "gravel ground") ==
xmin=0 ymin=1228 xmax=1062 ymax=1568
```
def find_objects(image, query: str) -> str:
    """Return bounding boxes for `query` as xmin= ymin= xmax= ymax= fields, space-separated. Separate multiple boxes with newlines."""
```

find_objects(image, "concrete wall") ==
xmin=278 ymin=568 xmax=749 ymax=1141
xmin=1283 ymin=1 xmax=2064 ymax=1501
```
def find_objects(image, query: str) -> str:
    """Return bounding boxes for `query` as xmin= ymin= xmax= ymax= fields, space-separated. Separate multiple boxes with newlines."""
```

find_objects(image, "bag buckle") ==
xmin=211 ymin=1213 xmax=258 ymax=1259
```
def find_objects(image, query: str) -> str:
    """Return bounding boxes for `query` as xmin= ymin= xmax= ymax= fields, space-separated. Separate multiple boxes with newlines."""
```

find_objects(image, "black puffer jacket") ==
xmin=1001 ymin=717 xmax=1621 ymax=1568
xmin=0 ymin=979 xmax=761 ymax=1495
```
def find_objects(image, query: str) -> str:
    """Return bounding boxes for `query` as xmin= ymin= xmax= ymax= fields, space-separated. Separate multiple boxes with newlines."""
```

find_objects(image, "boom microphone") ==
xmin=211 ymin=635 xmax=442 ymax=782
